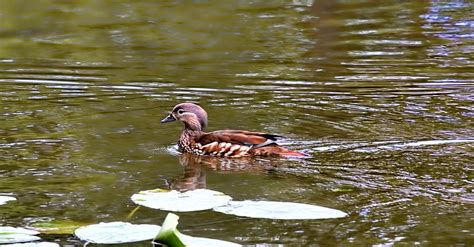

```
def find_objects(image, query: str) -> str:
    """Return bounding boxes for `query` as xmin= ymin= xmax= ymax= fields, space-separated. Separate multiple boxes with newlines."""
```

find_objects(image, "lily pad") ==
xmin=154 ymin=213 xmax=241 ymax=247
xmin=0 ymin=196 xmax=16 ymax=205
xmin=74 ymin=222 xmax=161 ymax=244
xmin=0 ymin=227 xmax=40 ymax=244
xmin=131 ymin=189 xmax=232 ymax=212
xmin=1 ymin=242 xmax=60 ymax=247
xmin=154 ymin=213 xmax=185 ymax=247
xmin=213 ymin=200 xmax=348 ymax=220
xmin=31 ymin=220 xmax=88 ymax=235
xmin=180 ymin=235 xmax=241 ymax=247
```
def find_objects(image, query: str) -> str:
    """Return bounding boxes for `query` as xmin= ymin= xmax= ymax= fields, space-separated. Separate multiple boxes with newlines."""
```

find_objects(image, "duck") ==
xmin=161 ymin=103 xmax=306 ymax=158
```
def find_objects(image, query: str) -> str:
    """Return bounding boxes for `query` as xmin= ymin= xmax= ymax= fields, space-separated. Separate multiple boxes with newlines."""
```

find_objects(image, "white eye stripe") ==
xmin=177 ymin=109 xmax=185 ymax=114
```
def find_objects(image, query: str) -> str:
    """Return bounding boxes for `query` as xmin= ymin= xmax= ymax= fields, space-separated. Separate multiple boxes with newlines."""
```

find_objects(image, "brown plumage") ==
xmin=161 ymin=103 xmax=306 ymax=158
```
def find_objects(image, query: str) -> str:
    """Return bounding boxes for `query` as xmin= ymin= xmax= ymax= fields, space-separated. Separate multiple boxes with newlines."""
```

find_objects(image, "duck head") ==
xmin=161 ymin=103 xmax=208 ymax=131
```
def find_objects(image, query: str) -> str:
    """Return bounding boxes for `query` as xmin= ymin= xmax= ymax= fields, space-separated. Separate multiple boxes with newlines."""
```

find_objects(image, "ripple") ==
xmin=311 ymin=139 xmax=474 ymax=153
xmin=348 ymin=51 xmax=406 ymax=57
xmin=0 ymin=0 xmax=471 ymax=245
xmin=353 ymin=139 xmax=474 ymax=152
xmin=0 ymin=78 xmax=91 ymax=85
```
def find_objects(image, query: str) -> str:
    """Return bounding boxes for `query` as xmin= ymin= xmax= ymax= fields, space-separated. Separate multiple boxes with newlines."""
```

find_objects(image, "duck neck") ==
xmin=179 ymin=127 xmax=203 ymax=151
xmin=181 ymin=123 xmax=204 ymax=139
xmin=183 ymin=121 xmax=202 ymax=132
xmin=182 ymin=127 xmax=202 ymax=136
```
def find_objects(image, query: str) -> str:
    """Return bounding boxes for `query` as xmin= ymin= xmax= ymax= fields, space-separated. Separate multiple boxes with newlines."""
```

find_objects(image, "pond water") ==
xmin=1 ymin=0 xmax=473 ymax=246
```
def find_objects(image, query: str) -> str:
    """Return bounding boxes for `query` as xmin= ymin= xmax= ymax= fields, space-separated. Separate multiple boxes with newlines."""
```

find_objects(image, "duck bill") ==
xmin=161 ymin=114 xmax=176 ymax=123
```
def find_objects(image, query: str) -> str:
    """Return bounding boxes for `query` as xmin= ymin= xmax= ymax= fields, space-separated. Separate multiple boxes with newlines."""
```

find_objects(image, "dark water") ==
xmin=1 ymin=0 xmax=473 ymax=246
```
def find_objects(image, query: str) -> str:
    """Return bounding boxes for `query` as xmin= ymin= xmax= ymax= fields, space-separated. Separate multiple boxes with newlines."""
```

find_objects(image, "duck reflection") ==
xmin=167 ymin=153 xmax=207 ymax=191
xmin=167 ymin=153 xmax=270 ymax=191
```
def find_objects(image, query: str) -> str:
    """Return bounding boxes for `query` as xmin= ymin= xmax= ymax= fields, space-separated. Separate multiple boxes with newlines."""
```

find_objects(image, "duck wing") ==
xmin=193 ymin=130 xmax=305 ymax=157
xmin=191 ymin=130 xmax=283 ymax=157
xmin=197 ymin=130 xmax=283 ymax=147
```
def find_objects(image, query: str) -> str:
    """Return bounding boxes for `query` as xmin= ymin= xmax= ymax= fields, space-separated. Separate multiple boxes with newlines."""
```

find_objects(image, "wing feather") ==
xmin=196 ymin=130 xmax=284 ymax=148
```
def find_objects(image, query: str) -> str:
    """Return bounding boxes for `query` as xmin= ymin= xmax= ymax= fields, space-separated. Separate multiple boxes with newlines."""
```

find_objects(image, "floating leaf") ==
xmin=131 ymin=189 xmax=232 ymax=212
xmin=74 ymin=222 xmax=161 ymax=244
xmin=154 ymin=213 xmax=185 ymax=247
xmin=0 ymin=196 xmax=16 ymax=205
xmin=154 ymin=213 xmax=241 ymax=247
xmin=0 ymin=227 xmax=40 ymax=244
xmin=31 ymin=220 xmax=88 ymax=235
xmin=1 ymin=242 xmax=60 ymax=247
xmin=213 ymin=200 xmax=348 ymax=220
xmin=180 ymin=235 xmax=241 ymax=247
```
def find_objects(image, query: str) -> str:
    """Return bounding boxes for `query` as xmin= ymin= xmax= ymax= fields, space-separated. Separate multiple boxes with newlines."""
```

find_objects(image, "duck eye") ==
xmin=177 ymin=109 xmax=185 ymax=115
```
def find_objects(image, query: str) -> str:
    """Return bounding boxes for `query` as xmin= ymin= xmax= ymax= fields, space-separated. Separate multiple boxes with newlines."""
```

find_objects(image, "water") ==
xmin=1 ymin=0 xmax=473 ymax=245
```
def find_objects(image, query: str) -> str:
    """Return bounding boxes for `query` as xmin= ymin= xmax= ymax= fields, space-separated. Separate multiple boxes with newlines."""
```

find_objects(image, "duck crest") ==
xmin=161 ymin=103 xmax=306 ymax=158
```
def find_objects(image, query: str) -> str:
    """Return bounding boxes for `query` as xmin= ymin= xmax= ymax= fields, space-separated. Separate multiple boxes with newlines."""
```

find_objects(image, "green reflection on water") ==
xmin=1 ymin=0 xmax=473 ymax=246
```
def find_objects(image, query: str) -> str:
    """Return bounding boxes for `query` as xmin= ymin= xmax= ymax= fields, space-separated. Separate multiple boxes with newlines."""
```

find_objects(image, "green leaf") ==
xmin=154 ymin=213 xmax=241 ymax=247
xmin=154 ymin=213 xmax=185 ymax=247
xmin=30 ymin=220 xmax=88 ymax=235
xmin=131 ymin=189 xmax=232 ymax=212
xmin=0 ymin=227 xmax=40 ymax=244
xmin=213 ymin=200 xmax=348 ymax=220
xmin=180 ymin=236 xmax=241 ymax=247
xmin=74 ymin=222 xmax=161 ymax=244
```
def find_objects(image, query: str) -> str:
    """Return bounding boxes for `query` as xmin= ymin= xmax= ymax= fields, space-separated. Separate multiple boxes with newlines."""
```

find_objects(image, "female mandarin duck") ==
xmin=161 ymin=103 xmax=306 ymax=157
